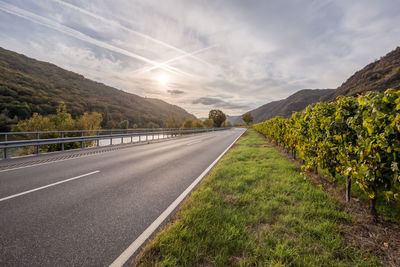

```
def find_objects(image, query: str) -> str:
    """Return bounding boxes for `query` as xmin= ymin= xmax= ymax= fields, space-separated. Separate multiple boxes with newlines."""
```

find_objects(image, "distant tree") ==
xmin=107 ymin=120 xmax=116 ymax=129
xmin=208 ymin=110 xmax=226 ymax=127
xmin=51 ymin=103 xmax=74 ymax=130
xmin=222 ymin=121 xmax=232 ymax=127
xmin=192 ymin=120 xmax=205 ymax=128
xmin=146 ymin=121 xmax=159 ymax=128
xmin=203 ymin=118 xmax=214 ymax=128
xmin=76 ymin=112 xmax=102 ymax=130
xmin=0 ymin=109 xmax=18 ymax=131
xmin=166 ymin=114 xmax=181 ymax=128
xmin=12 ymin=113 xmax=53 ymax=132
xmin=101 ymin=106 xmax=111 ymax=128
xmin=118 ymin=119 xmax=129 ymax=129
xmin=242 ymin=112 xmax=254 ymax=125
xmin=182 ymin=119 xmax=193 ymax=129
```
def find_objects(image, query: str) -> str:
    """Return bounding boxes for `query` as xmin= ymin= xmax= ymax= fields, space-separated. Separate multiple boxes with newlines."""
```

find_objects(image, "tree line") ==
xmin=10 ymin=103 xmax=102 ymax=154
xmin=253 ymin=89 xmax=400 ymax=220
xmin=11 ymin=107 xmax=233 ymax=132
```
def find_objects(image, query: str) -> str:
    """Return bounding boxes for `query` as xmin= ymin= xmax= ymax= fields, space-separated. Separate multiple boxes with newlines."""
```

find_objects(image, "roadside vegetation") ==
xmin=8 ymin=103 xmax=102 ymax=155
xmin=134 ymin=129 xmax=379 ymax=266
xmin=253 ymin=89 xmax=400 ymax=222
xmin=12 ymin=103 xmax=102 ymax=133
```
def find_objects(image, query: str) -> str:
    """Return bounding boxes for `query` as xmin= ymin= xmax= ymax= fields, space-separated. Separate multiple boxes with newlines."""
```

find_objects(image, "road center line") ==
xmin=0 ymin=170 xmax=100 ymax=202
xmin=110 ymin=129 xmax=245 ymax=267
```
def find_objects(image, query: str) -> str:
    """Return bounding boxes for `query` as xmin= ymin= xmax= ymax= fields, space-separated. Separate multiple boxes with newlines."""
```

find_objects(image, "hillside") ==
xmin=0 ymin=47 xmax=196 ymax=131
xmin=324 ymin=46 xmax=400 ymax=101
xmin=249 ymin=89 xmax=334 ymax=123
xmin=225 ymin=115 xmax=243 ymax=125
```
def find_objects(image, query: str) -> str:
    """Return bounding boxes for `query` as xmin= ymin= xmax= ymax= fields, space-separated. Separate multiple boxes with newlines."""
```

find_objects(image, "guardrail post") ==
xmin=130 ymin=134 xmax=133 ymax=143
xmin=139 ymin=135 xmax=141 ymax=142
xmin=3 ymin=133 xmax=7 ymax=159
xmin=81 ymin=132 xmax=84 ymax=149
xmin=97 ymin=130 xmax=100 ymax=147
xmin=61 ymin=132 xmax=64 ymax=151
xmin=110 ymin=130 xmax=113 ymax=145
xmin=36 ymin=132 xmax=40 ymax=155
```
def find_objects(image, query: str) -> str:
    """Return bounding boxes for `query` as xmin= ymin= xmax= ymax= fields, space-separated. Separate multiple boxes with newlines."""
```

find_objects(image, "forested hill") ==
xmin=0 ymin=47 xmax=196 ymax=131
xmin=248 ymin=89 xmax=334 ymax=123
xmin=323 ymin=46 xmax=400 ymax=101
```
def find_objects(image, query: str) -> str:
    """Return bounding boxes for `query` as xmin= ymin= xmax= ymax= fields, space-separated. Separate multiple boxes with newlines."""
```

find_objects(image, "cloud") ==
xmin=167 ymin=89 xmax=185 ymax=95
xmin=0 ymin=1 xmax=193 ymax=77
xmin=192 ymin=97 xmax=249 ymax=110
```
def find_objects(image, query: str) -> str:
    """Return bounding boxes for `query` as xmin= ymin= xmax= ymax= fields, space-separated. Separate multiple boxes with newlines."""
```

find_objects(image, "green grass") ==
xmin=134 ymin=129 xmax=380 ymax=266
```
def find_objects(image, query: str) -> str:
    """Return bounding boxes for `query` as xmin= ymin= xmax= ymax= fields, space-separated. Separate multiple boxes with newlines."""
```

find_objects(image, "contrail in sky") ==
xmin=0 ymin=1 xmax=195 ymax=78
xmin=53 ymin=0 xmax=214 ymax=67
xmin=131 ymin=45 xmax=217 ymax=75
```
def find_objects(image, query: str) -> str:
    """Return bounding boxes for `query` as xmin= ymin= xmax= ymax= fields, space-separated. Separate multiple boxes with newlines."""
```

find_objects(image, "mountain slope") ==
xmin=249 ymin=89 xmax=334 ymax=123
xmin=0 ymin=47 xmax=196 ymax=131
xmin=226 ymin=115 xmax=243 ymax=125
xmin=324 ymin=46 xmax=400 ymax=101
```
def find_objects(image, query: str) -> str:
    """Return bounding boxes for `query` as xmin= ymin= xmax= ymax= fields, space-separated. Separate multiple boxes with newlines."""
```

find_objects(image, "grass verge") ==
xmin=133 ymin=129 xmax=379 ymax=266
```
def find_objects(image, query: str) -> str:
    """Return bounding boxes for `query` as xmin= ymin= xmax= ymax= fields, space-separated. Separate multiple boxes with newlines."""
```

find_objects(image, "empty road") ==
xmin=0 ymin=128 xmax=245 ymax=266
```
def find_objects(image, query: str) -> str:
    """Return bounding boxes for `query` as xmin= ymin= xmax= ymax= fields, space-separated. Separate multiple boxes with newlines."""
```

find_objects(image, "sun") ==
xmin=156 ymin=73 xmax=169 ymax=86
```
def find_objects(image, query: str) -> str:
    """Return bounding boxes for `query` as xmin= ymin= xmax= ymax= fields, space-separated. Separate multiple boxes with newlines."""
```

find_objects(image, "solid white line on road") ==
xmin=109 ymin=129 xmax=246 ymax=267
xmin=0 ymin=170 xmax=100 ymax=202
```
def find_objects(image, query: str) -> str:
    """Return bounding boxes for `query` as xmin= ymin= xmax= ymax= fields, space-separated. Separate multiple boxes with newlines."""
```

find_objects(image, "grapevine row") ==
xmin=253 ymin=89 xmax=400 ymax=219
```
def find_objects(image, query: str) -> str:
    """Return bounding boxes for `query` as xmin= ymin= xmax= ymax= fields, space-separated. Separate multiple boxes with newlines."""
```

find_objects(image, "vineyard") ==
xmin=253 ymin=89 xmax=400 ymax=220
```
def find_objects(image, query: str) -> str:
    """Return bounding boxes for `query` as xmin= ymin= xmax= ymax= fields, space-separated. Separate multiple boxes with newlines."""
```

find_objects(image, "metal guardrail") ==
xmin=0 ymin=127 xmax=230 ymax=159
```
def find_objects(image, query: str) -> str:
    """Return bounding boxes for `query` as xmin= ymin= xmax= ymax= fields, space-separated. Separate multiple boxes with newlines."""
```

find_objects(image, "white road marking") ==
xmin=0 ymin=170 xmax=100 ymax=202
xmin=109 ymin=129 xmax=245 ymax=267
xmin=0 ymin=154 xmax=103 ymax=173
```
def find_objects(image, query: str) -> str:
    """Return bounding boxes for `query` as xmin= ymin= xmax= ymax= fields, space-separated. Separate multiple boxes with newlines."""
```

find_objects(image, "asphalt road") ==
xmin=0 ymin=128 xmax=245 ymax=266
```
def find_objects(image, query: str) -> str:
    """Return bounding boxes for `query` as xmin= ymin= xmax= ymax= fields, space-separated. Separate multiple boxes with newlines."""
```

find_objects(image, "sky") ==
xmin=0 ymin=0 xmax=399 ymax=117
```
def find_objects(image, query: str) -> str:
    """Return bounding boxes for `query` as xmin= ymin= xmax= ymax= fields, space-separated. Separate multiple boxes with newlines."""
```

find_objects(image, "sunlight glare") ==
xmin=157 ymin=73 xmax=169 ymax=86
